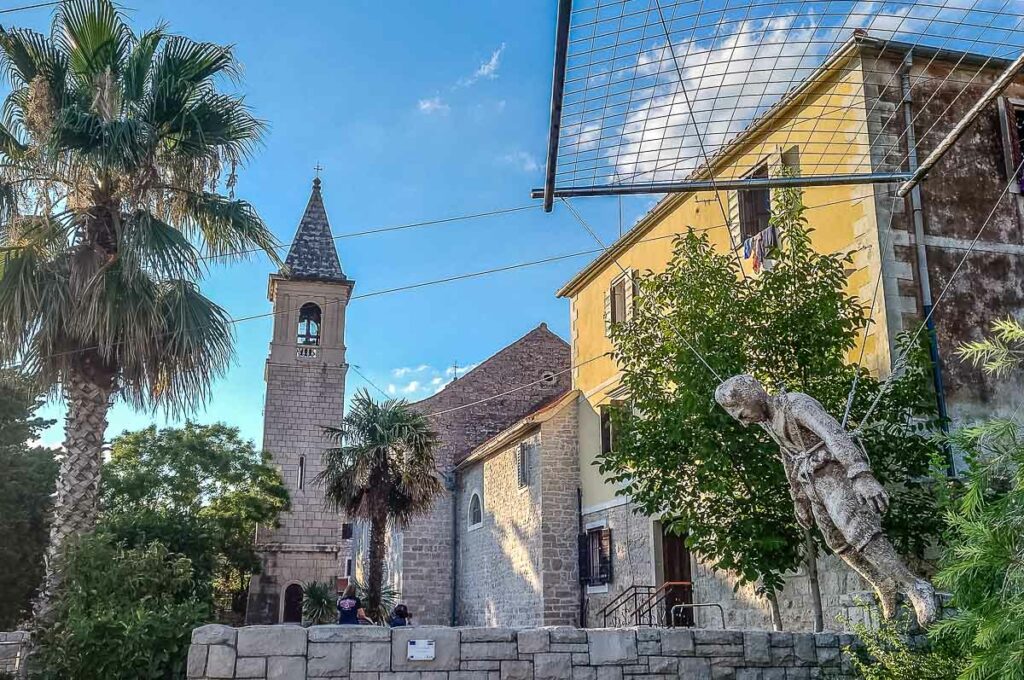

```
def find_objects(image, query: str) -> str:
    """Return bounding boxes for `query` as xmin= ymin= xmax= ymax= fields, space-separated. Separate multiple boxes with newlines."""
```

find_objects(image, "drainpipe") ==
xmin=446 ymin=471 xmax=459 ymax=626
xmin=901 ymin=52 xmax=953 ymax=473
xmin=577 ymin=488 xmax=586 ymax=627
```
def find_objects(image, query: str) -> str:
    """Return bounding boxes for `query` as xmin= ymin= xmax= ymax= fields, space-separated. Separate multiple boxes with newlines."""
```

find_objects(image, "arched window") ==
xmin=297 ymin=303 xmax=322 ymax=346
xmin=282 ymin=583 xmax=303 ymax=623
xmin=298 ymin=456 xmax=305 ymax=490
xmin=468 ymin=492 xmax=483 ymax=530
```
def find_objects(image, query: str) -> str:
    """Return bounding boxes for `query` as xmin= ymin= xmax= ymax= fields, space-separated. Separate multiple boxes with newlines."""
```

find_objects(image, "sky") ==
xmin=11 ymin=0 xmax=654 ymax=447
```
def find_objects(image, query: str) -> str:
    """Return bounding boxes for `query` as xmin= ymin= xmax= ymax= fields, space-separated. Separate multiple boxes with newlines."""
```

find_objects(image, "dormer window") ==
xmin=297 ymin=303 xmax=322 ymax=346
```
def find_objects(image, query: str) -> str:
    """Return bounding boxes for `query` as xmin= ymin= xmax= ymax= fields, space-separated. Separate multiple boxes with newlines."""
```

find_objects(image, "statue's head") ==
xmin=714 ymin=374 xmax=769 ymax=426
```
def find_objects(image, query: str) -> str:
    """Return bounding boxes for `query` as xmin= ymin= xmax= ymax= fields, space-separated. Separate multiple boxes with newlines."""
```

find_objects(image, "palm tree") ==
xmin=0 ymin=0 xmax=278 ymax=608
xmin=315 ymin=389 xmax=443 ymax=618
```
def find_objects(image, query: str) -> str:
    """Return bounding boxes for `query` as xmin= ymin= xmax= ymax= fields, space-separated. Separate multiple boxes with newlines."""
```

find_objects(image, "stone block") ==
xmin=549 ymin=628 xmax=587 ymax=644
xmin=678 ymin=657 xmax=712 ymax=680
xmin=587 ymin=630 xmax=637 ymax=665
xmin=770 ymin=633 xmax=793 ymax=647
xmin=268 ymin=655 xmax=306 ymax=680
xmin=351 ymin=641 xmax=389 ymax=671
xmin=762 ymin=669 xmax=786 ymax=680
xmin=736 ymin=670 xmax=762 ymax=680
xmin=661 ymin=629 xmax=695 ymax=655
xmin=551 ymin=643 xmax=589 ymax=654
xmin=595 ymin=668 xmax=622 ymax=680
xmin=501 ymin=659 xmax=533 ymax=680
xmin=695 ymin=630 xmax=743 ymax=646
xmin=519 ymin=629 xmax=550 ymax=654
xmin=186 ymin=644 xmax=207 ymax=678
xmin=192 ymin=625 xmax=238 ymax=646
xmin=637 ymin=640 xmax=661 ymax=656
xmin=461 ymin=627 xmax=515 ymax=642
xmin=816 ymin=645 xmax=841 ymax=667
xmin=772 ymin=645 xmax=795 ymax=666
xmin=534 ymin=652 xmax=572 ymax=680
xmin=712 ymin=665 xmax=738 ymax=680
xmin=744 ymin=632 xmax=771 ymax=664
xmin=571 ymin=653 xmax=589 ymax=665
xmin=310 ymin=625 xmax=392 ymax=643
xmin=235 ymin=657 xmax=267 ymax=679
xmin=462 ymin=660 xmax=501 ymax=670
xmin=206 ymin=645 xmax=236 ymax=679
xmin=238 ymin=625 xmax=307 ymax=657
xmin=786 ymin=669 xmax=810 ymax=679
xmin=697 ymin=644 xmax=744 ymax=657
xmin=649 ymin=655 xmax=678 ymax=673
xmin=461 ymin=641 xmax=518 ymax=660
xmin=309 ymin=641 xmax=353 ymax=676
xmin=636 ymin=629 xmax=661 ymax=642
xmin=351 ymin=674 xmax=381 ymax=680
xmin=793 ymin=635 xmax=817 ymax=666
xmin=814 ymin=634 xmax=838 ymax=648
xmin=391 ymin=626 xmax=460 ymax=672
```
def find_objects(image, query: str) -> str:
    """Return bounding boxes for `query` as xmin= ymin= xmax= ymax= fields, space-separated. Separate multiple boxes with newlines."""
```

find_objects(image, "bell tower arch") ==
xmin=246 ymin=177 xmax=354 ymax=624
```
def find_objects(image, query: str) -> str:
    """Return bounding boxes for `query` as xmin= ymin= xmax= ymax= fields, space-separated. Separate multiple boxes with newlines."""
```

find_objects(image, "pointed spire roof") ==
xmin=283 ymin=177 xmax=348 ymax=282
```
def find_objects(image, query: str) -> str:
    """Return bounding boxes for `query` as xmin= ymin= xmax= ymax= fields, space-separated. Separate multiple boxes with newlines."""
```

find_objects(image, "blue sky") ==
xmin=15 ymin=0 xmax=650 ymax=447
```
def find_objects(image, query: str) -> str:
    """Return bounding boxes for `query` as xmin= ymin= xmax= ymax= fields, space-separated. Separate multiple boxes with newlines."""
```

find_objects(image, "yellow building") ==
xmin=558 ymin=34 xmax=1024 ymax=630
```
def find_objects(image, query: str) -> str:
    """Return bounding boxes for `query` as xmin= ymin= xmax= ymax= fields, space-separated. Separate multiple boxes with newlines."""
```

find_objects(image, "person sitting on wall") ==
xmin=336 ymin=584 xmax=367 ymax=625
xmin=388 ymin=604 xmax=411 ymax=627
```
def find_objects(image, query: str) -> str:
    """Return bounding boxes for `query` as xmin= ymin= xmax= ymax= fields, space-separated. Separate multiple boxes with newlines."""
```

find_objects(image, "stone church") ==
xmin=246 ymin=177 xmax=355 ymax=624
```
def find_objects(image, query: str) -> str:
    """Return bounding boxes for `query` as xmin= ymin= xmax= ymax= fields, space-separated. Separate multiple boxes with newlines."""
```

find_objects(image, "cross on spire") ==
xmin=314 ymin=162 xmax=324 ymax=178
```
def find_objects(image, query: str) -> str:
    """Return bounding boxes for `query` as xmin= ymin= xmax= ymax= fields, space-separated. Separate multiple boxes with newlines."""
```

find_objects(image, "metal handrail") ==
xmin=634 ymin=581 xmax=693 ymax=627
xmin=596 ymin=584 xmax=655 ymax=627
xmin=671 ymin=603 xmax=727 ymax=629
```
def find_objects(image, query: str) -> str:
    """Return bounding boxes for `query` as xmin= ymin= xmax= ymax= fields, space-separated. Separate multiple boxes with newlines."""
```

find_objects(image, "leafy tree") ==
xmin=925 ymin=318 xmax=1024 ymax=679
xmin=847 ymin=613 xmax=965 ymax=679
xmin=101 ymin=422 xmax=289 ymax=617
xmin=604 ymin=182 xmax=944 ymax=627
xmin=31 ymin=536 xmax=209 ymax=680
xmin=315 ymin=390 xmax=442 ymax=617
xmin=0 ymin=370 xmax=57 ymax=629
xmin=0 ymin=0 xmax=279 ymax=606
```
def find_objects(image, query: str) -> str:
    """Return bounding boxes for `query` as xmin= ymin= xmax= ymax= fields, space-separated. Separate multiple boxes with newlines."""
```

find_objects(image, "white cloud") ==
xmin=402 ymin=381 xmax=422 ymax=394
xmin=500 ymin=150 xmax=540 ymax=173
xmin=417 ymin=96 xmax=450 ymax=115
xmin=431 ymin=377 xmax=444 ymax=386
xmin=458 ymin=43 xmax=506 ymax=87
xmin=386 ymin=384 xmax=397 ymax=395
xmin=392 ymin=364 xmax=431 ymax=378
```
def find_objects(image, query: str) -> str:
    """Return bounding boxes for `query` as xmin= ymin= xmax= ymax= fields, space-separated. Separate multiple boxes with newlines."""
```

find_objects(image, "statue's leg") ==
xmin=837 ymin=548 xmax=899 ymax=620
xmin=861 ymin=535 xmax=938 ymax=626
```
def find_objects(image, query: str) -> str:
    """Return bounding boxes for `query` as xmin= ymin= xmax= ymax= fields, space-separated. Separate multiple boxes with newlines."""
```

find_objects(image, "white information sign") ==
xmin=407 ymin=639 xmax=436 ymax=662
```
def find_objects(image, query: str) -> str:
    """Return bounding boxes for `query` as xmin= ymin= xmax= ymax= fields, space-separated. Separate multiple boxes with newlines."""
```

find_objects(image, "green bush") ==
xmin=32 ymin=535 xmax=209 ymax=680
xmin=302 ymin=581 xmax=336 ymax=625
xmin=848 ymin=616 xmax=965 ymax=680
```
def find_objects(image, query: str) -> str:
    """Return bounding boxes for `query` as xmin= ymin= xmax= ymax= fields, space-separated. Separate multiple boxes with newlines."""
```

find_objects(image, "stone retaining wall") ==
xmin=0 ymin=631 xmax=28 ymax=677
xmin=187 ymin=624 xmax=855 ymax=679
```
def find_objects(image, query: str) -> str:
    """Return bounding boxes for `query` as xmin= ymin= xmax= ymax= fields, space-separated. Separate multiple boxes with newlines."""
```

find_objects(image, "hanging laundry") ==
xmin=751 ymin=232 xmax=764 ymax=273
xmin=743 ymin=237 xmax=753 ymax=259
xmin=761 ymin=225 xmax=777 ymax=251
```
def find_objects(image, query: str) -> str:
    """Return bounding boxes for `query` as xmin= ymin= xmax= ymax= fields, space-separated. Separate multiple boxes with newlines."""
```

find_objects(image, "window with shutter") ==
xmin=584 ymin=526 xmax=614 ymax=586
xmin=578 ymin=533 xmax=591 ymax=585
xmin=341 ymin=523 xmax=353 ymax=540
xmin=998 ymin=97 xmax=1024 ymax=193
xmin=739 ymin=163 xmax=771 ymax=241
xmin=610 ymin=277 xmax=627 ymax=325
xmin=517 ymin=442 xmax=530 ymax=488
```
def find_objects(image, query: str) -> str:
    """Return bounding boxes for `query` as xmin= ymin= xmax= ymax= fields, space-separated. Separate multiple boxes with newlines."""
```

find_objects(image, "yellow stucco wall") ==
xmin=567 ymin=55 xmax=893 ymax=508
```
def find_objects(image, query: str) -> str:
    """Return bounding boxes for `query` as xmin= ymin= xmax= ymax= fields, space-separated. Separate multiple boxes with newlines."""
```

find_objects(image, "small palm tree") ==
xmin=315 ymin=390 xmax=442 ymax=617
xmin=0 ymin=0 xmax=278 ymax=608
xmin=301 ymin=581 xmax=336 ymax=626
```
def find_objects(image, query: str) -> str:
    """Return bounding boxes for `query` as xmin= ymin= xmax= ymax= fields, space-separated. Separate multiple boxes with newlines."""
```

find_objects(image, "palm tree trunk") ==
xmin=37 ymin=364 xmax=113 ymax=617
xmin=367 ymin=513 xmax=387 ymax=621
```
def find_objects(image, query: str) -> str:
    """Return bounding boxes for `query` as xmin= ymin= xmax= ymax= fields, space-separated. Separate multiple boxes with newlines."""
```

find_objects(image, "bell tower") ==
xmin=246 ymin=177 xmax=354 ymax=624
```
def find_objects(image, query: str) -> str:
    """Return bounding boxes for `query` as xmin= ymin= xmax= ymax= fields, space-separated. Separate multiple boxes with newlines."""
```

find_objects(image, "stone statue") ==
xmin=714 ymin=374 xmax=938 ymax=626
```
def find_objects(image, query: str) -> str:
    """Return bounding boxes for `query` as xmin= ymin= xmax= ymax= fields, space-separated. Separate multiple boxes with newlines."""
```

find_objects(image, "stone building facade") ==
xmin=246 ymin=178 xmax=354 ymax=624
xmin=352 ymin=324 xmax=573 ymax=626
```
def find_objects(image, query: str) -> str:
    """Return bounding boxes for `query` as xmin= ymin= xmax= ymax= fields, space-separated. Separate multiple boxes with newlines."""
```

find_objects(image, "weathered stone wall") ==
xmin=457 ymin=434 xmax=543 ymax=627
xmin=538 ymin=403 xmax=582 ymax=626
xmin=187 ymin=624 xmax=855 ymax=679
xmin=0 ymin=631 xmax=27 ymax=677
xmin=583 ymin=502 xmax=877 ymax=632
xmin=392 ymin=324 xmax=572 ymax=626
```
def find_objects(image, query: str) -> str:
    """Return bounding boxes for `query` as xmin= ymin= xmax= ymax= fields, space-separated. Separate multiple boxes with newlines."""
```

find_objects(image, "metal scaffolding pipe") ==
xmin=532 ymin=172 xmax=913 ymax=199
xmin=542 ymin=0 xmax=574 ymax=213
xmin=897 ymin=48 xmax=1024 ymax=198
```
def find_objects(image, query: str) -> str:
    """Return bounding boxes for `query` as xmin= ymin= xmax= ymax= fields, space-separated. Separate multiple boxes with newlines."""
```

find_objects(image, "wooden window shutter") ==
xmin=623 ymin=269 xmax=639 ymax=321
xmin=997 ymin=98 xmax=1023 ymax=193
xmin=578 ymin=533 xmax=591 ymax=585
xmin=604 ymin=288 xmax=613 ymax=337
xmin=727 ymin=190 xmax=742 ymax=251
xmin=517 ymin=442 xmax=529 ymax=488
xmin=597 ymin=528 xmax=614 ymax=584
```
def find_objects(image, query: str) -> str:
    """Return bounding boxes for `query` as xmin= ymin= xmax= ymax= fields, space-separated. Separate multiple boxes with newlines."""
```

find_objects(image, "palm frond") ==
xmin=130 ymin=279 xmax=233 ymax=414
xmin=177 ymin=192 xmax=280 ymax=264
xmin=122 ymin=25 xmax=164 ymax=103
xmin=117 ymin=209 xmax=201 ymax=281
xmin=147 ymin=37 xmax=237 ymax=128
xmin=0 ymin=26 xmax=67 ymax=89
xmin=161 ymin=92 xmax=264 ymax=163
xmin=51 ymin=106 xmax=153 ymax=169
xmin=54 ymin=0 xmax=132 ymax=85
xmin=0 ymin=120 xmax=27 ymax=158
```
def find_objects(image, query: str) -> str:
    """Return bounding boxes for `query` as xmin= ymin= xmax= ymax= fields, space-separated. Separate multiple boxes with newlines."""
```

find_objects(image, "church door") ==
xmin=283 ymin=584 xmax=303 ymax=624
